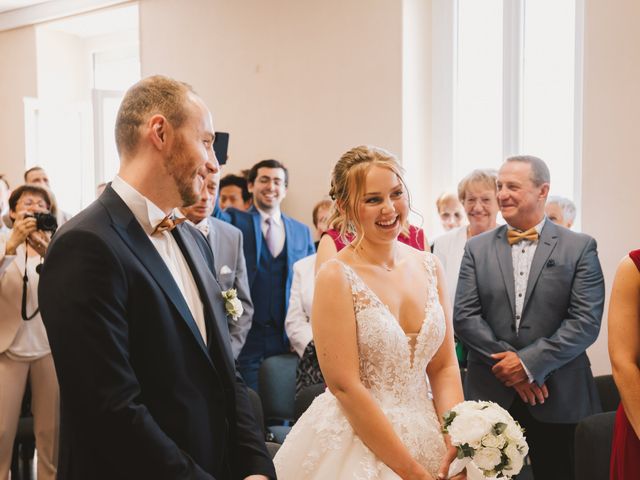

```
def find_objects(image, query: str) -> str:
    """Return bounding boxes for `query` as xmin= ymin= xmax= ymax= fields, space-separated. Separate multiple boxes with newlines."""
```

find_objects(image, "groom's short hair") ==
xmin=115 ymin=75 xmax=195 ymax=157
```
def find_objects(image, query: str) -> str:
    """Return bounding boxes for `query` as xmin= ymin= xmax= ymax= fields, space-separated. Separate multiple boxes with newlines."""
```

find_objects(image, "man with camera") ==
xmin=0 ymin=184 xmax=59 ymax=480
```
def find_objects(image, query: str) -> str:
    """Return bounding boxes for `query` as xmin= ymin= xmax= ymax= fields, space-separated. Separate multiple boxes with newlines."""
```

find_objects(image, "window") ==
xmin=431 ymin=0 xmax=583 ymax=229
xmin=24 ymin=5 xmax=139 ymax=214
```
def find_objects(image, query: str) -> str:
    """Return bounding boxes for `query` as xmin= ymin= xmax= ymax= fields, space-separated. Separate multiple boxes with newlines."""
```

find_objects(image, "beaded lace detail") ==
xmin=274 ymin=253 xmax=447 ymax=478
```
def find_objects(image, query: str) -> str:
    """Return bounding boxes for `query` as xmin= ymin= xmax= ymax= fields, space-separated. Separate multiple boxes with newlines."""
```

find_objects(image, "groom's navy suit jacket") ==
xmin=39 ymin=186 xmax=275 ymax=480
xmin=226 ymin=206 xmax=315 ymax=342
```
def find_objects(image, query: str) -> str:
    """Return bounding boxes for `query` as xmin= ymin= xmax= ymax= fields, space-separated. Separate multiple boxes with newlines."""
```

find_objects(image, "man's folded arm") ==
xmin=518 ymin=238 xmax=605 ymax=385
xmin=453 ymin=246 xmax=515 ymax=364
xmin=231 ymin=372 xmax=276 ymax=479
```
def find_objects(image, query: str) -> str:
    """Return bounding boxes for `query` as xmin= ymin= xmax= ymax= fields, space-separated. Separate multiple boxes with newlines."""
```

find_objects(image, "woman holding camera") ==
xmin=0 ymin=184 xmax=58 ymax=480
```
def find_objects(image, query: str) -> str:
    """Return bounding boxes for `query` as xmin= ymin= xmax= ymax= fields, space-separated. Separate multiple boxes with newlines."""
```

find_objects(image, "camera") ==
xmin=26 ymin=212 xmax=58 ymax=233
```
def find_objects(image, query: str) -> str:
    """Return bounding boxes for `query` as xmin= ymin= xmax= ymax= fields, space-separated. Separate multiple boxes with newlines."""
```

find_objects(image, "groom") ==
xmin=454 ymin=155 xmax=604 ymax=480
xmin=39 ymin=76 xmax=275 ymax=480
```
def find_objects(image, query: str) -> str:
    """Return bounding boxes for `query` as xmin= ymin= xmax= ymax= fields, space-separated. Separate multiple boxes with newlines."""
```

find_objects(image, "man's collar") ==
xmin=111 ymin=176 xmax=174 ymax=235
xmin=255 ymin=206 xmax=282 ymax=225
xmin=506 ymin=216 xmax=546 ymax=234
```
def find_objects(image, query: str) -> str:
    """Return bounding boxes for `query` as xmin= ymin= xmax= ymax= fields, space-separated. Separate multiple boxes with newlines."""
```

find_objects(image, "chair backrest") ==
xmin=265 ymin=441 xmax=281 ymax=459
xmin=574 ymin=411 xmax=616 ymax=480
xmin=595 ymin=374 xmax=621 ymax=412
xmin=258 ymin=353 xmax=298 ymax=424
xmin=295 ymin=383 xmax=326 ymax=420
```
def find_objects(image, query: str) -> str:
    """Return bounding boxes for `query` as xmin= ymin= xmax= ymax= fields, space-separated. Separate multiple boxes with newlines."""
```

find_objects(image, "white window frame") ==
xmin=92 ymin=89 xmax=124 ymax=186
xmin=431 ymin=0 xmax=585 ymax=228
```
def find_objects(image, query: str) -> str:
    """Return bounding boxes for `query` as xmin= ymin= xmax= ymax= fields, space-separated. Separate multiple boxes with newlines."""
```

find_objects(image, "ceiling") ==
xmin=0 ymin=0 xmax=53 ymax=14
xmin=0 ymin=1 xmax=137 ymax=38
xmin=43 ymin=5 xmax=137 ymax=38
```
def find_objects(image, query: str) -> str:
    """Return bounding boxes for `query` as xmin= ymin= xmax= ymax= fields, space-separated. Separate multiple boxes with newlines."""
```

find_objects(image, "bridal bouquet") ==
xmin=442 ymin=401 xmax=528 ymax=479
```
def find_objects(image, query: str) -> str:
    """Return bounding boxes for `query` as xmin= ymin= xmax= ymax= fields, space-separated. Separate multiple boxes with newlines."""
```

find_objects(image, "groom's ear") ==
xmin=148 ymin=115 xmax=169 ymax=150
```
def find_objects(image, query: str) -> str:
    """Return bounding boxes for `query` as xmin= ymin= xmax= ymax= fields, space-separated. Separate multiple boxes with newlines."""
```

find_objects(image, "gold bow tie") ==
xmin=507 ymin=227 xmax=539 ymax=245
xmin=152 ymin=215 xmax=186 ymax=235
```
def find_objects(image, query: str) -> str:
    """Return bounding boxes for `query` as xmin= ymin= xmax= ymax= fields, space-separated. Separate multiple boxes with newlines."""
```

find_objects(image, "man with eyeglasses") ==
xmin=225 ymin=159 xmax=315 ymax=390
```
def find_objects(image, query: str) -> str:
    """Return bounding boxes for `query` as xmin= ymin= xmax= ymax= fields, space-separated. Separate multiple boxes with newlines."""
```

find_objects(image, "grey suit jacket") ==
xmin=203 ymin=217 xmax=253 ymax=360
xmin=454 ymin=220 xmax=604 ymax=423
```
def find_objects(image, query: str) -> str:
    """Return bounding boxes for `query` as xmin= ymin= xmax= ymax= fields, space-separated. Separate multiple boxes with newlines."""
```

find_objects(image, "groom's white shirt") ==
xmin=111 ymin=175 xmax=207 ymax=343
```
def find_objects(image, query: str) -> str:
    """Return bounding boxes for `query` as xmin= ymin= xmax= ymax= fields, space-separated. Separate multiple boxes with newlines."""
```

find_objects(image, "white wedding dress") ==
xmin=274 ymin=254 xmax=448 ymax=479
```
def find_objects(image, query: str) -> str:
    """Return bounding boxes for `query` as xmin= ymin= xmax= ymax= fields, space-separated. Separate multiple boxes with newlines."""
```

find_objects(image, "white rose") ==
xmin=481 ymin=433 xmax=506 ymax=449
xmin=483 ymin=406 xmax=511 ymax=426
xmin=504 ymin=422 xmax=525 ymax=443
xmin=228 ymin=297 xmax=243 ymax=319
xmin=503 ymin=443 xmax=524 ymax=474
xmin=454 ymin=401 xmax=482 ymax=415
xmin=448 ymin=414 xmax=492 ymax=448
xmin=473 ymin=447 xmax=502 ymax=471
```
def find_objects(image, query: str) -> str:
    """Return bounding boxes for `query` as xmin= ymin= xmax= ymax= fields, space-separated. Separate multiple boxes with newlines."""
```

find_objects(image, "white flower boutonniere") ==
xmin=221 ymin=288 xmax=243 ymax=321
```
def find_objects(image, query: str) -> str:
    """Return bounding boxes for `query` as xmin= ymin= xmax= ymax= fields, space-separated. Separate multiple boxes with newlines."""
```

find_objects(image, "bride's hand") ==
xmin=436 ymin=445 xmax=467 ymax=480
xmin=401 ymin=461 xmax=436 ymax=480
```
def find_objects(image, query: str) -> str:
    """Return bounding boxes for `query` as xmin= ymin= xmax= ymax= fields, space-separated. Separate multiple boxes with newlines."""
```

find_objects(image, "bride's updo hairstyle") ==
xmin=328 ymin=145 xmax=410 ymax=246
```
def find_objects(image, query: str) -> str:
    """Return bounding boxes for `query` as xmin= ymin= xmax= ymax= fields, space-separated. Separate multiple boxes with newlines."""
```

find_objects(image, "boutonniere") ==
xmin=221 ymin=288 xmax=243 ymax=321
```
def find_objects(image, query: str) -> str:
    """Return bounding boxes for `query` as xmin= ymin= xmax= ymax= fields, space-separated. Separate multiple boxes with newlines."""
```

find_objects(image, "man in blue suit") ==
xmin=226 ymin=160 xmax=315 ymax=390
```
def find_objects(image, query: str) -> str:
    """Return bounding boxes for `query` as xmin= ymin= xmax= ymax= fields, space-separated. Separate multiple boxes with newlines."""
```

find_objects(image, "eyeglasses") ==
xmin=463 ymin=197 xmax=494 ymax=207
xmin=19 ymin=198 xmax=49 ymax=210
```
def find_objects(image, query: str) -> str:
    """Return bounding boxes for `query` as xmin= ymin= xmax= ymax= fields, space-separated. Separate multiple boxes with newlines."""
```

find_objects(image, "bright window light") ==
xmin=454 ymin=0 xmax=504 ymax=181
xmin=522 ymin=0 xmax=576 ymax=198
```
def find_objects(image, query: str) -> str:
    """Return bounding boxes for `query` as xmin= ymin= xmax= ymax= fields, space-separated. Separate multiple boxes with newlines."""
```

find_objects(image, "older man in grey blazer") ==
xmin=454 ymin=155 xmax=604 ymax=480
xmin=181 ymin=171 xmax=253 ymax=359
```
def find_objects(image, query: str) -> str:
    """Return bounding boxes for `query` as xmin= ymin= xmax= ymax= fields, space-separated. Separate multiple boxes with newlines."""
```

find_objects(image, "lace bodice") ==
xmin=274 ymin=252 xmax=448 ymax=478
xmin=337 ymin=253 xmax=446 ymax=406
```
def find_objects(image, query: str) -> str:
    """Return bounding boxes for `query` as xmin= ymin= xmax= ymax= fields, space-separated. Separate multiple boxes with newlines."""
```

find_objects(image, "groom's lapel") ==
xmin=100 ymin=187 xmax=213 ymax=367
xmin=172 ymin=223 xmax=236 ymax=379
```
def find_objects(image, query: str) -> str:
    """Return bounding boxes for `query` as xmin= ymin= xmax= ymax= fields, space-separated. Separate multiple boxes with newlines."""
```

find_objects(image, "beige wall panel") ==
xmin=139 ymin=0 xmax=403 ymax=227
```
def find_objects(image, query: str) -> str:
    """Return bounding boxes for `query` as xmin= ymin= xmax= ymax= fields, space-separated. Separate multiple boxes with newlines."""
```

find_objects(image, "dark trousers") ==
xmin=509 ymin=398 xmax=576 ymax=480
xmin=237 ymin=325 xmax=288 ymax=391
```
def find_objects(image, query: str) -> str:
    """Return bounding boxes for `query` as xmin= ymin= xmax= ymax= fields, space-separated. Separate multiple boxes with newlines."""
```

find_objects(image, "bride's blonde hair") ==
xmin=327 ymin=145 xmax=410 ymax=246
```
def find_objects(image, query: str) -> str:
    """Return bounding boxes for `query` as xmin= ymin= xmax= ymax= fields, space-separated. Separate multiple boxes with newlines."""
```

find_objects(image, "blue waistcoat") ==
xmin=250 ymin=234 xmax=288 ymax=342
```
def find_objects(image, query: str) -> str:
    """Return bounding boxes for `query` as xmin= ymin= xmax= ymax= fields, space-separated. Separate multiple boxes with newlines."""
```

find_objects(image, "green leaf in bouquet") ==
xmin=493 ymin=422 xmax=507 ymax=435
xmin=457 ymin=443 xmax=475 ymax=459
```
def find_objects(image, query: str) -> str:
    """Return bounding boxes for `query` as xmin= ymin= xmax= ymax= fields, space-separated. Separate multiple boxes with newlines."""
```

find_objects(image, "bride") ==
xmin=274 ymin=146 xmax=466 ymax=479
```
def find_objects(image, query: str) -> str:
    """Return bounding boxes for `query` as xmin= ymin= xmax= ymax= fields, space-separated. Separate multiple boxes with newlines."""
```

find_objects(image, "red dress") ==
xmin=323 ymin=224 xmax=426 ymax=252
xmin=610 ymin=249 xmax=640 ymax=479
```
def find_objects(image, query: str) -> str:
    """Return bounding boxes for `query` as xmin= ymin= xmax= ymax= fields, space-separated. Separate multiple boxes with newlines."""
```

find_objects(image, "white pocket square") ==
xmin=219 ymin=265 xmax=232 ymax=275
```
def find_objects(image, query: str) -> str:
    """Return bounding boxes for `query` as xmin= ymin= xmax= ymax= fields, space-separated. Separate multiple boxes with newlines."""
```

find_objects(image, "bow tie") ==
xmin=152 ymin=215 xmax=186 ymax=235
xmin=507 ymin=227 xmax=539 ymax=246
xmin=195 ymin=221 xmax=210 ymax=237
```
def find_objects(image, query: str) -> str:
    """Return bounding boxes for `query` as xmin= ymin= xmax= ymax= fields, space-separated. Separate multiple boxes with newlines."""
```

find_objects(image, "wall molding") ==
xmin=0 ymin=0 xmax=132 ymax=32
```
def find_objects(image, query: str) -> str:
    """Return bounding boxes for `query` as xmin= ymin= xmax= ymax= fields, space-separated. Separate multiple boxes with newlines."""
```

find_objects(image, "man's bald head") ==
xmin=114 ymin=75 xmax=195 ymax=158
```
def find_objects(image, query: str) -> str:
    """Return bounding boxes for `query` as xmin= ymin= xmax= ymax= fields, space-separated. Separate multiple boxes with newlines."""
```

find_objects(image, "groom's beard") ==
xmin=165 ymin=134 xmax=200 ymax=207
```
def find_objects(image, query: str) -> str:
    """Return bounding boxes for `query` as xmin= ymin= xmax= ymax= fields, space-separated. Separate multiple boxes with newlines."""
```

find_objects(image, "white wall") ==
xmin=402 ymin=0 xmax=433 ymax=230
xmin=139 ymin=0 xmax=403 ymax=226
xmin=36 ymin=28 xmax=90 ymax=103
xmin=0 ymin=26 xmax=37 ymax=188
xmin=582 ymin=0 xmax=640 ymax=375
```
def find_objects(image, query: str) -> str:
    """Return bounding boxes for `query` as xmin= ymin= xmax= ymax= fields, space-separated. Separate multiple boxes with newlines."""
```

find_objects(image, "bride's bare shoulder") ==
xmin=316 ymin=257 xmax=349 ymax=286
